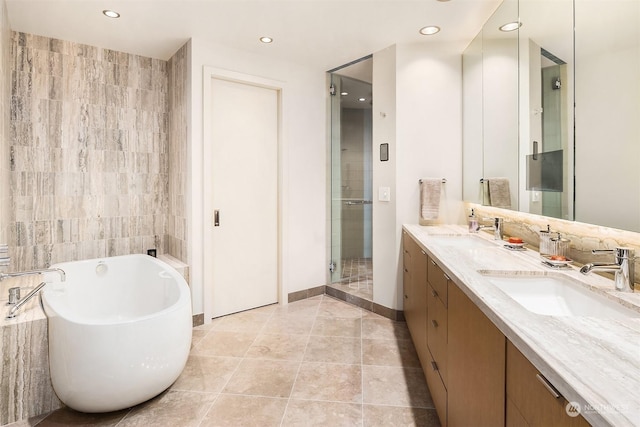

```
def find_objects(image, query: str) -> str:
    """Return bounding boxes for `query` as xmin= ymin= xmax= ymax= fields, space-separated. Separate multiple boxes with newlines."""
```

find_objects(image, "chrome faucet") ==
xmin=2 ymin=268 xmax=66 ymax=318
xmin=6 ymin=281 xmax=47 ymax=318
xmin=476 ymin=217 xmax=504 ymax=240
xmin=580 ymin=248 xmax=635 ymax=292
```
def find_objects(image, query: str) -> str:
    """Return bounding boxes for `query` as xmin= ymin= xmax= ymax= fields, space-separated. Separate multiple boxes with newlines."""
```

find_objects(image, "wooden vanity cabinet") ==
xmin=448 ymin=281 xmax=506 ymax=427
xmin=506 ymin=341 xmax=591 ymax=427
xmin=402 ymin=231 xmax=429 ymax=368
xmin=402 ymin=230 xmax=595 ymax=427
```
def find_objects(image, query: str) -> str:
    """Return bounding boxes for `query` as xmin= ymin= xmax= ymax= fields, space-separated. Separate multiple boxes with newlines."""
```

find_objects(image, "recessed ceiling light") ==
xmin=419 ymin=26 xmax=441 ymax=36
xmin=102 ymin=10 xmax=120 ymax=18
xmin=358 ymin=97 xmax=366 ymax=102
xmin=499 ymin=21 xmax=521 ymax=32
xmin=341 ymin=92 xmax=348 ymax=96
xmin=259 ymin=36 xmax=274 ymax=44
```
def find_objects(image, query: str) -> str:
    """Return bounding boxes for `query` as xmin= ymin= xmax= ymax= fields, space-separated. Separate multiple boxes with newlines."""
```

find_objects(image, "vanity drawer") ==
xmin=427 ymin=283 xmax=448 ymax=386
xmin=425 ymin=348 xmax=448 ymax=427
xmin=427 ymin=258 xmax=449 ymax=307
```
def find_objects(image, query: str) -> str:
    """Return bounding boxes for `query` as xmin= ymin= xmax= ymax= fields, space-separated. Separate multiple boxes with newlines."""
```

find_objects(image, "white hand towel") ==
xmin=488 ymin=178 xmax=511 ymax=208
xmin=420 ymin=178 xmax=442 ymax=221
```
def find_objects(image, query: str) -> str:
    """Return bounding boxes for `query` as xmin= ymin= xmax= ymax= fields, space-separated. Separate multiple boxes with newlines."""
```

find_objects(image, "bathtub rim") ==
xmin=42 ymin=254 xmax=192 ymax=326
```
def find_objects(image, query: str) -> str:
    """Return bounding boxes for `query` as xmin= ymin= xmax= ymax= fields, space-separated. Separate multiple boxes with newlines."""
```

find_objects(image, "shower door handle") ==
xmin=214 ymin=210 xmax=220 ymax=227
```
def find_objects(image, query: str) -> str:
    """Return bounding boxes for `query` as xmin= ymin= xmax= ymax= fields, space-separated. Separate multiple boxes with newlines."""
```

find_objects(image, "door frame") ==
xmin=202 ymin=66 xmax=285 ymax=321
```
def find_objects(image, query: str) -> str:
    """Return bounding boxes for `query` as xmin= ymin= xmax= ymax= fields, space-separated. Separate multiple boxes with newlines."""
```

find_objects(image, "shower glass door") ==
xmin=329 ymin=57 xmax=373 ymax=300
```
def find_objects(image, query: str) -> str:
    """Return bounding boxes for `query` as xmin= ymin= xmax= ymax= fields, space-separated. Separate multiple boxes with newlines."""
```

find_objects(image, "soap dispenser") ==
xmin=468 ymin=209 xmax=478 ymax=233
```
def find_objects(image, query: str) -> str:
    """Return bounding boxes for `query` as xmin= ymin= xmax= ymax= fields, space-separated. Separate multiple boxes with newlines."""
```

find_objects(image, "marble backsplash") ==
xmin=468 ymin=203 xmax=640 ymax=286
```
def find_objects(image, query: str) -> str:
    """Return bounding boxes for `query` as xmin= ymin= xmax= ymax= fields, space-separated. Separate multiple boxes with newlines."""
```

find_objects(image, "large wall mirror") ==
xmin=463 ymin=0 xmax=519 ymax=211
xmin=463 ymin=0 xmax=640 ymax=232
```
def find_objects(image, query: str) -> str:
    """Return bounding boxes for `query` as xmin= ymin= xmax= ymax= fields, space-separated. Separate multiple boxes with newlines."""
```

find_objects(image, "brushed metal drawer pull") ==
xmin=431 ymin=361 xmax=439 ymax=371
xmin=421 ymin=250 xmax=426 ymax=255
xmin=443 ymin=273 xmax=451 ymax=281
xmin=536 ymin=373 xmax=561 ymax=399
xmin=430 ymin=260 xmax=436 ymax=266
xmin=431 ymin=319 xmax=438 ymax=328
xmin=431 ymin=289 xmax=438 ymax=297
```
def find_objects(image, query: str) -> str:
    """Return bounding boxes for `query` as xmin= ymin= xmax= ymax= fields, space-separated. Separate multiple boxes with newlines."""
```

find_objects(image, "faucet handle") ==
xmin=591 ymin=249 xmax=614 ymax=255
xmin=592 ymin=247 xmax=635 ymax=260
xmin=482 ymin=216 xmax=503 ymax=223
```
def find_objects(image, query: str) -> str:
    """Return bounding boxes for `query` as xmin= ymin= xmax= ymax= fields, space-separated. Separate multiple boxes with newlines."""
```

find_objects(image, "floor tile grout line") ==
xmin=195 ymin=303 xmax=281 ymax=424
xmin=279 ymin=295 xmax=322 ymax=427
xmin=195 ymin=391 xmax=223 ymax=427
xmin=112 ymin=408 xmax=134 ymax=426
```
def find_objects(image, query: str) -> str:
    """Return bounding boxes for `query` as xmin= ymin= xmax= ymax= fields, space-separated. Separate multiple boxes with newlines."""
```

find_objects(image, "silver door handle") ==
xmin=536 ymin=373 xmax=561 ymax=399
xmin=214 ymin=210 xmax=220 ymax=227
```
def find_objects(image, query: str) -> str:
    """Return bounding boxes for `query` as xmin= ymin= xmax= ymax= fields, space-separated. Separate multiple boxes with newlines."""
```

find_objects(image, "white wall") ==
xmin=373 ymin=42 xmax=465 ymax=311
xmin=371 ymin=45 xmax=398 ymax=310
xmin=188 ymin=38 xmax=327 ymax=315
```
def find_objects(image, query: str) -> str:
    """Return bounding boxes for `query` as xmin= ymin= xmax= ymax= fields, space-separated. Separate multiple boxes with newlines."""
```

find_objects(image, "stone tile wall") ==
xmin=167 ymin=42 xmax=189 ymax=262
xmin=0 ymin=0 xmax=10 ymax=245
xmin=9 ymin=32 xmax=172 ymax=270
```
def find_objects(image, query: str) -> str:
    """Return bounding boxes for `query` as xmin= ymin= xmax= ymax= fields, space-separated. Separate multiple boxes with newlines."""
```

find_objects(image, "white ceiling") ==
xmin=6 ymin=0 xmax=501 ymax=70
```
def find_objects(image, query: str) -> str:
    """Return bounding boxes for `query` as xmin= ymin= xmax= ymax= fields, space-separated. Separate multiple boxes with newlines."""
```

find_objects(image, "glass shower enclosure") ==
xmin=329 ymin=58 xmax=373 ymax=300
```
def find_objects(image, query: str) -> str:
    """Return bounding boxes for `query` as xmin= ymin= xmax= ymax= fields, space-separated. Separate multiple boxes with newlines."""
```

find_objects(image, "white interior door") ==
xmin=209 ymin=77 xmax=279 ymax=318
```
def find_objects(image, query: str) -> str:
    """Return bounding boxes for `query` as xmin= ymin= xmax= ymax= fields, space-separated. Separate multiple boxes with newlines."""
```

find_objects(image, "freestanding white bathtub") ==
xmin=41 ymin=254 xmax=192 ymax=413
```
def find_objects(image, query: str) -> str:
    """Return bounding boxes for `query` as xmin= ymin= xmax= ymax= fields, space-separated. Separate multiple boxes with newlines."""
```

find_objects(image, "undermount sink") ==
xmin=481 ymin=273 xmax=640 ymax=319
xmin=428 ymin=235 xmax=496 ymax=249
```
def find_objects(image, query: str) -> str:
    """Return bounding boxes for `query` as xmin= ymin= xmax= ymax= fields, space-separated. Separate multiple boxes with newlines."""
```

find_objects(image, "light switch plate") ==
xmin=378 ymin=186 xmax=391 ymax=202
xmin=532 ymin=191 xmax=540 ymax=202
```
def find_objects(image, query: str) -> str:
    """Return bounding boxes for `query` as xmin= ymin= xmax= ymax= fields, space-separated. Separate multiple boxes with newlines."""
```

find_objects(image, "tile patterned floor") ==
xmin=32 ymin=296 xmax=440 ymax=427
xmin=327 ymin=258 xmax=374 ymax=301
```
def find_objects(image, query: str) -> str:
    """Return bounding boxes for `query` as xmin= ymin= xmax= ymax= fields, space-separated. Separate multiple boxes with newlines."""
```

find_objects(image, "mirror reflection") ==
xmin=574 ymin=0 xmax=640 ymax=231
xmin=463 ymin=0 xmax=519 ymax=211
xmin=463 ymin=0 xmax=640 ymax=232
xmin=518 ymin=0 xmax=573 ymax=220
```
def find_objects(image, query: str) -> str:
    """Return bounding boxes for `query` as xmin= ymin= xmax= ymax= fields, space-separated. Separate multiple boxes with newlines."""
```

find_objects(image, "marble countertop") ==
xmin=403 ymin=224 xmax=640 ymax=427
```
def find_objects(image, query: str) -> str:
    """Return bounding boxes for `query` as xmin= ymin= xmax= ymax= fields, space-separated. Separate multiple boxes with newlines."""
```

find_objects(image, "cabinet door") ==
xmin=402 ymin=233 xmax=413 ymax=327
xmin=506 ymin=341 xmax=591 ymax=427
xmin=411 ymin=247 xmax=428 ymax=365
xmin=403 ymin=234 xmax=428 ymax=366
xmin=448 ymin=282 xmax=506 ymax=427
